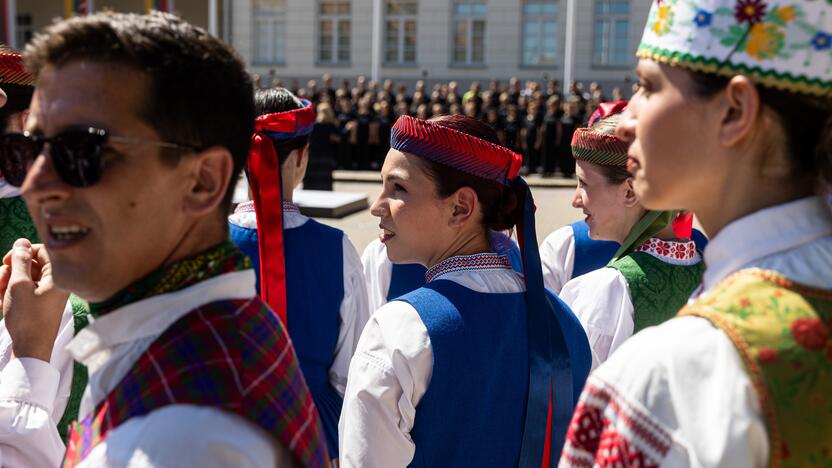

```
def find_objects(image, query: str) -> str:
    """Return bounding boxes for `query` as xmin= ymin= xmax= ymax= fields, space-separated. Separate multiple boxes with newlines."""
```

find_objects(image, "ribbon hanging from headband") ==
xmin=389 ymin=115 xmax=573 ymax=466
xmin=247 ymin=99 xmax=316 ymax=325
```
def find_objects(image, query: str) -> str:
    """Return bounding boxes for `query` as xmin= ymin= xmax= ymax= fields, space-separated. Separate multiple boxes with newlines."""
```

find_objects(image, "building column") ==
xmin=5 ymin=0 xmax=16 ymax=48
xmin=371 ymin=0 xmax=382 ymax=82
xmin=208 ymin=0 xmax=218 ymax=36
xmin=562 ymin=0 xmax=576 ymax=88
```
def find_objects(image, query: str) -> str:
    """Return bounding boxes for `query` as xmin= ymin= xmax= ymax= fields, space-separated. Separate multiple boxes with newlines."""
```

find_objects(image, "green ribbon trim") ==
xmin=609 ymin=210 xmax=678 ymax=263
xmin=636 ymin=44 xmax=831 ymax=97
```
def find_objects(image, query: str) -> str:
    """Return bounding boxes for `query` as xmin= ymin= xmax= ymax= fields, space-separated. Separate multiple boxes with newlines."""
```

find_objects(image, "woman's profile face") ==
xmin=370 ymin=149 xmax=452 ymax=265
xmin=572 ymin=161 xmax=634 ymax=242
xmin=617 ymin=60 xmax=721 ymax=211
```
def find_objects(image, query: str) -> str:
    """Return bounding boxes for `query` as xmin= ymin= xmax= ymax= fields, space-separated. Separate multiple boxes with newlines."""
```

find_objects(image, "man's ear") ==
xmin=717 ymin=75 xmax=760 ymax=149
xmin=448 ymin=186 xmax=479 ymax=228
xmin=182 ymin=146 xmax=234 ymax=216
xmin=622 ymin=177 xmax=639 ymax=208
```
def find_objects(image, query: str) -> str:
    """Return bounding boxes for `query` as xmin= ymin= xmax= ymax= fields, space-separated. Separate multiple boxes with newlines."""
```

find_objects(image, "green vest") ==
xmin=680 ymin=269 xmax=832 ymax=468
xmin=609 ymin=251 xmax=704 ymax=332
xmin=58 ymin=295 xmax=90 ymax=441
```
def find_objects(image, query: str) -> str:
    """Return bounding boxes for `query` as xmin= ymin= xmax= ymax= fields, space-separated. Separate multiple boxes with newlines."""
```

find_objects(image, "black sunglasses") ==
xmin=0 ymin=127 xmax=200 ymax=188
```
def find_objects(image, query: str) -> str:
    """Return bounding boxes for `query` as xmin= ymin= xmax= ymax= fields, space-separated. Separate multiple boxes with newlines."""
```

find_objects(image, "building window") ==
xmin=253 ymin=0 xmax=287 ymax=65
xmin=452 ymin=1 xmax=486 ymax=65
xmin=593 ymin=0 xmax=630 ymax=66
xmin=319 ymin=1 xmax=351 ymax=64
xmin=522 ymin=0 xmax=558 ymax=66
xmin=384 ymin=0 xmax=418 ymax=65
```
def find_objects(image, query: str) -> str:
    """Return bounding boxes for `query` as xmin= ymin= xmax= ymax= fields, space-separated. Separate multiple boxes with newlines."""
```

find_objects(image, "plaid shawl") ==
xmin=64 ymin=244 xmax=329 ymax=467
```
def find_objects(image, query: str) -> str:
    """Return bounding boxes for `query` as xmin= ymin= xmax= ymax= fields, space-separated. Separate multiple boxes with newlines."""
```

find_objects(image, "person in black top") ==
xmin=502 ymin=104 xmax=521 ymax=155
xmin=521 ymin=101 xmax=542 ymax=174
xmin=541 ymin=96 xmax=562 ymax=177
xmin=306 ymin=102 xmax=339 ymax=190
xmin=354 ymin=98 xmax=373 ymax=170
xmin=558 ymin=99 xmax=581 ymax=177
xmin=336 ymin=98 xmax=355 ymax=169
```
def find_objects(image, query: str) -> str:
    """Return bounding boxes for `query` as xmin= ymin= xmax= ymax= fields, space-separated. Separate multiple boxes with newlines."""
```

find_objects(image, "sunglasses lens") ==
xmin=51 ymin=131 xmax=105 ymax=187
xmin=0 ymin=133 xmax=39 ymax=187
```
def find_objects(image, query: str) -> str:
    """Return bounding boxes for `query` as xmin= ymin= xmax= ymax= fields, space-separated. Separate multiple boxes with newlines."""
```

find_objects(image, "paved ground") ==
xmin=312 ymin=181 xmax=584 ymax=254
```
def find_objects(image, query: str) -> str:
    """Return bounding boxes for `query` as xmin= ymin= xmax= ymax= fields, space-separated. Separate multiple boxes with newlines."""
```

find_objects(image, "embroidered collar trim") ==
xmin=425 ymin=252 xmax=513 ymax=283
xmin=636 ymin=237 xmax=701 ymax=265
xmin=282 ymin=201 xmax=301 ymax=214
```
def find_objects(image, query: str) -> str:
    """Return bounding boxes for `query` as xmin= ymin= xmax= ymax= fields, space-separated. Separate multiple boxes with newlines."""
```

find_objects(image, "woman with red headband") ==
xmin=339 ymin=114 xmax=591 ymax=467
xmin=228 ymin=88 xmax=369 ymax=460
xmin=555 ymin=103 xmax=704 ymax=369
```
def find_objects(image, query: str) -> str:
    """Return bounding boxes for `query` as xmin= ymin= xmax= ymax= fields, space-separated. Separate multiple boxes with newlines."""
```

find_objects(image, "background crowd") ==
xmin=253 ymin=73 xmax=631 ymax=178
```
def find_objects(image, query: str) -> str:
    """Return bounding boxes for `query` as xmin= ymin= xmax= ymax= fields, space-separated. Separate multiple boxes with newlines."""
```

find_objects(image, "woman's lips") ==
xmin=379 ymin=227 xmax=395 ymax=243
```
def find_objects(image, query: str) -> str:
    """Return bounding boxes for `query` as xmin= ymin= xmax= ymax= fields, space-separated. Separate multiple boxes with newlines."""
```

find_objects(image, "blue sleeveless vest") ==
xmin=570 ymin=221 xmax=619 ymax=279
xmin=229 ymin=218 xmax=344 ymax=457
xmin=398 ymin=280 xmax=591 ymax=467
xmin=386 ymin=233 xmax=523 ymax=302
xmin=570 ymin=220 xmax=709 ymax=279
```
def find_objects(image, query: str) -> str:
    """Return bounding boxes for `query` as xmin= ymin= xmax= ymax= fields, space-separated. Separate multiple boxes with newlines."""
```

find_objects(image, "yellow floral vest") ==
xmin=679 ymin=268 xmax=832 ymax=468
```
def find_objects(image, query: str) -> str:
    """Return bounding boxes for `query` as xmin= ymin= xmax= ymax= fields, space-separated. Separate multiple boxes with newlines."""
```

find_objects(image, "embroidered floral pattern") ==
xmin=425 ymin=253 xmax=512 ymax=283
xmin=561 ymin=376 xmax=672 ymax=467
xmin=679 ymin=268 xmax=832 ymax=468
xmin=636 ymin=238 xmax=698 ymax=263
xmin=790 ymin=317 xmax=829 ymax=350
xmin=694 ymin=9 xmax=713 ymax=27
xmin=812 ymin=31 xmax=832 ymax=50
xmin=651 ymin=1 xmax=676 ymax=36
xmin=637 ymin=0 xmax=830 ymax=97
xmin=735 ymin=0 xmax=768 ymax=24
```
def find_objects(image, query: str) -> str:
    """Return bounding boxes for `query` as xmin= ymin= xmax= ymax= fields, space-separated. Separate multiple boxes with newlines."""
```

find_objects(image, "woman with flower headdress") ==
xmin=560 ymin=0 xmax=832 ymax=466
xmin=228 ymin=88 xmax=370 ymax=460
xmin=553 ymin=102 xmax=705 ymax=369
xmin=339 ymin=114 xmax=591 ymax=467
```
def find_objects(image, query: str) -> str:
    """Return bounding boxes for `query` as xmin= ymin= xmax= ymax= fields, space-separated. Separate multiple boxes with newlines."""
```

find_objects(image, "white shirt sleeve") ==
xmin=338 ymin=300 xmax=433 ymax=468
xmin=560 ymin=317 xmax=768 ymax=468
xmin=559 ymin=268 xmax=634 ymax=370
xmin=0 ymin=301 xmax=77 ymax=468
xmin=330 ymin=235 xmax=372 ymax=397
xmin=361 ymin=239 xmax=394 ymax=314
xmin=79 ymin=405 xmax=297 ymax=468
xmin=540 ymin=226 xmax=576 ymax=295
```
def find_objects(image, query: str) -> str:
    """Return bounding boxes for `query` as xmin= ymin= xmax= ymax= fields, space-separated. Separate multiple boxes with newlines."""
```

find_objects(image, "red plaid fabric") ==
xmin=63 ymin=296 xmax=329 ymax=467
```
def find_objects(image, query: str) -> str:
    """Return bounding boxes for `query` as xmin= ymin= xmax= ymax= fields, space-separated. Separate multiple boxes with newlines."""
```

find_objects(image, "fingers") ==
xmin=9 ymin=239 xmax=33 ymax=285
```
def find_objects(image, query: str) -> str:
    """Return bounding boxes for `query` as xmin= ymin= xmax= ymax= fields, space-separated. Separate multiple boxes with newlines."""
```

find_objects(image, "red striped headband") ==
xmin=571 ymin=101 xmax=629 ymax=166
xmin=390 ymin=115 xmax=522 ymax=186
xmin=0 ymin=49 xmax=33 ymax=86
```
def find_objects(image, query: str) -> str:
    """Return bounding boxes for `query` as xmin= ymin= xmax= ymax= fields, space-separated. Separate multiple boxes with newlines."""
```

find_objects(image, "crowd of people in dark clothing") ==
xmin=253 ymin=72 xmax=632 ymax=178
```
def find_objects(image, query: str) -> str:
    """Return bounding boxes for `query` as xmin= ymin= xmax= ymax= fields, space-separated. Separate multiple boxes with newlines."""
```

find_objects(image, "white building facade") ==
xmin=236 ymin=0 xmax=650 ymax=89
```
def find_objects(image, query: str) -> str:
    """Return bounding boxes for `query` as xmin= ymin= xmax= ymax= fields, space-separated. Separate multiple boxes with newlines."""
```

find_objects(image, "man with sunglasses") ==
xmin=0 ymin=48 xmax=90 ymax=468
xmin=1 ymin=11 xmax=328 ymax=467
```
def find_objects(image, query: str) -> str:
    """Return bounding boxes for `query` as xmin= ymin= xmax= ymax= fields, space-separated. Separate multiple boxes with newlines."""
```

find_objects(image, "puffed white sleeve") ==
xmin=330 ymin=235 xmax=372 ymax=397
xmin=0 ymin=300 xmax=76 ymax=468
xmin=560 ymin=317 xmax=768 ymax=468
xmin=540 ymin=226 xmax=576 ymax=295
xmin=361 ymin=239 xmax=394 ymax=314
xmin=338 ymin=300 xmax=433 ymax=468
xmin=559 ymin=268 xmax=634 ymax=370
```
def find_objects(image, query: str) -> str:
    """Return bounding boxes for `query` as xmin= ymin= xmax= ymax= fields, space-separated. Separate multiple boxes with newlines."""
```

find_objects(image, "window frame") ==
xmin=384 ymin=0 xmax=419 ymax=66
xmin=520 ymin=0 xmax=559 ymax=68
xmin=450 ymin=1 xmax=487 ymax=67
xmin=317 ymin=0 xmax=352 ymax=66
xmin=591 ymin=0 xmax=631 ymax=68
xmin=252 ymin=0 xmax=288 ymax=66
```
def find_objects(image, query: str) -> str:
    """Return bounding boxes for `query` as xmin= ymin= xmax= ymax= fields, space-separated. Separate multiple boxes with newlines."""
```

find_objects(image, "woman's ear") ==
xmin=717 ymin=75 xmax=760 ymax=149
xmin=448 ymin=186 xmax=479 ymax=228
xmin=622 ymin=177 xmax=639 ymax=208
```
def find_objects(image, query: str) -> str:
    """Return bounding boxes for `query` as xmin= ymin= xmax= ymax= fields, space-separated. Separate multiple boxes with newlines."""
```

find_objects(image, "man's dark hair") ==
xmin=23 ymin=11 xmax=255 ymax=211
xmin=254 ymin=87 xmax=308 ymax=166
